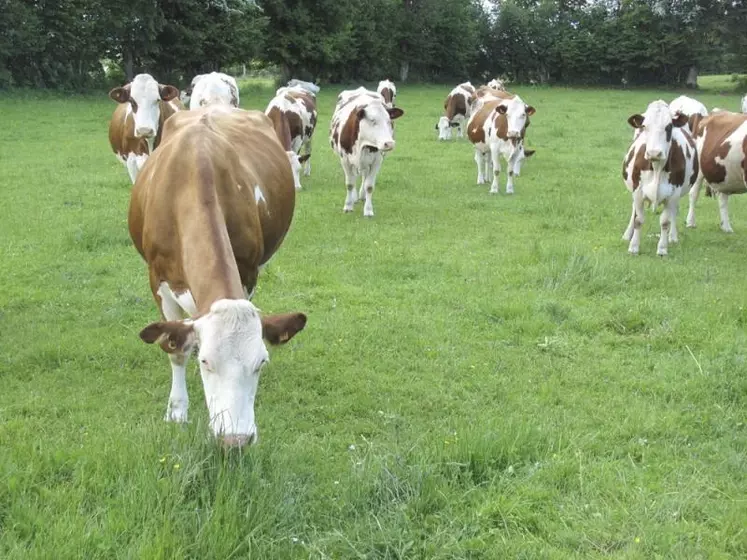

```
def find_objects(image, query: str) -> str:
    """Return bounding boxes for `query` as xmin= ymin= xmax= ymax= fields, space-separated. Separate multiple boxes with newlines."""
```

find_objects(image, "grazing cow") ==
xmin=621 ymin=100 xmax=698 ymax=255
xmin=329 ymin=88 xmax=404 ymax=216
xmin=265 ymin=87 xmax=318 ymax=189
xmin=685 ymin=111 xmax=747 ymax=232
xmin=436 ymin=82 xmax=475 ymax=141
xmin=487 ymin=78 xmax=506 ymax=91
xmin=108 ymin=73 xmax=183 ymax=184
xmin=467 ymin=90 xmax=535 ymax=194
xmin=377 ymin=79 xmax=397 ymax=108
xmin=129 ymin=106 xmax=307 ymax=447
xmin=188 ymin=72 xmax=240 ymax=110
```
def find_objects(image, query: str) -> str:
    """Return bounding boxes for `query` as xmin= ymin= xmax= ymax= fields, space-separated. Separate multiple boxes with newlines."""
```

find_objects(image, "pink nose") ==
xmin=381 ymin=141 xmax=395 ymax=152
xmin=135 ymin=126 xmax=155 ymax=138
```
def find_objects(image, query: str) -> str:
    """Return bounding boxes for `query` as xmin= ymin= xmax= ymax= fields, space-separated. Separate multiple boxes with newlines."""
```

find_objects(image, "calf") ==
xmin=265 ymin=87 xmax=317 ymax=189
xmin=622 ymin=100 xmax=698 ymax=255
xmin=188 ymin=72 xmax=240 ymax=110
xmin=467 ymin=91 xmax=535 ymax=194
xmin=377 ymin=79 xmax=397 ymax=108
xmin=108 ymin=73 xmax=183 ymax=183
xmin=436 ymin=82 xmax=475 ymax=141
xmin=129 ymin=106 xmax=306 ymax=446
xmin=685 ymin=111 xmax=747 ymax=232
xmin=329 ymin=88 xmax=404 ymax=217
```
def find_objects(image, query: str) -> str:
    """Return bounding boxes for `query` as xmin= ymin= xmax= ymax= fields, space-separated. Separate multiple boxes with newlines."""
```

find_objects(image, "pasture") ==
xmin=1 ymin=82 xmax=746 ymax=558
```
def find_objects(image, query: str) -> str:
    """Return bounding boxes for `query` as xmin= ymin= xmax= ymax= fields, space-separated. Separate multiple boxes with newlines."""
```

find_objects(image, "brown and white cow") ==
xmin=330 ymin=88 xmax=404 ymax=217
xmin=108 ymin=74 xmax=183 ymax=184
xmin=487 ymin=78 xmax=507 ymax=91
xmin=622 ymin=100 xmax=699 ymax=255
xmin=265 ymin=86 xmax=318 ymax=189
xmin=129 ymin=106 xmax=307 ymax=446
xmin=467 ymin=90 xmax=535 ymax=194
xmin=436 ymin=82 xmax=475 ymax=141
xmin=188 ymin=72 xmax=240 ymax=110
xmin=685 ymin=110 xmax=747 ymax=232
xmin=377 ymin=79 xmax=397 ymax=108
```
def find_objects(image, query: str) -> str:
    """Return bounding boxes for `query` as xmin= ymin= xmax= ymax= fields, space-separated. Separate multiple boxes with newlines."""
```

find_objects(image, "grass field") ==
xmin=1 ymin=82 xmax=746 ymax=558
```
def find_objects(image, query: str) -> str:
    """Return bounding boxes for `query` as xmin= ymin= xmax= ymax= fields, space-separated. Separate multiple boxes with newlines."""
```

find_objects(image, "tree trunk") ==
xmin=686 ymin=66 xmax=698 ymax=89
xmin=399 ymin=60 xmax=409 ymax=82
xmin=124 ymin=49 xmax=134 ymax=82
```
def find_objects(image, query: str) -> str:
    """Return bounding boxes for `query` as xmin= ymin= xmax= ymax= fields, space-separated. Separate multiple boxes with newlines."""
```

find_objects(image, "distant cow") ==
xmin=487 ymin=78 xmax=506 ymax=91
xmin=108 ymin=73 xmax=183 ymax=183
xmin=685 ymin=110 xmax=747 ymax=232
xmin=622 ymin=100 xmax=698 ymax=255
xmin=436 ymin=82 xmax=475 ymax=141
xmin=129 ymin=106 xmax=307 ymax=446
xmin=188 ymin=72 xmax=240 ymax=109
xmin=467 ymin=90 xmax=535 ymax=194
xmin=329 ymin=88 xmax=404 ymax=216
xmin=287 ymin=79 xmax=320 ymax=95
xmin=265 ymin=87 xmax=318 ymax=189
xmin=377 ymin=79 xmax=397 ymax=108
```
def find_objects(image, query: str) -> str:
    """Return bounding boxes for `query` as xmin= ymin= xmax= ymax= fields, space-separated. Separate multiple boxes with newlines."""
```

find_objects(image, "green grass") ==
xmin=1 ymin=83 xmax=746 ymax=558
xmin=698 ymin=74 xmax=747 ymax=97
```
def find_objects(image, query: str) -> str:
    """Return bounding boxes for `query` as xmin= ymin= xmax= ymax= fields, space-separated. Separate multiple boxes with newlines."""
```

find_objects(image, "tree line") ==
xmin=1 ymin=0 xmax=745 ymax=90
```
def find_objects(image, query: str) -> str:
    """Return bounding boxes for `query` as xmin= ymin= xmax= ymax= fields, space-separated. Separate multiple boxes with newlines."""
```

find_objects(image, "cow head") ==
xmin=139 ymin=300 xmax=306 ymax=447
xmin=109 ymin=74 xmax=179 ymax=140
xmin=180 ymin=74 xmax=206 ymax=106
xmin=435 ymin=116 xmax=460 ymax=140
xmin=512 ymin=144 xmax=536 ymax=176
xmin=357 ymin=102 xmax=404 ymax=152
xmin=495 ymin=96 xmax=535 ymax=141
xmin=628 ymin=100 xmax=688 ymax=164
xmin=378 ymin=80 xmax=397 ymax=108
xmin=487 ymin=78 xmax=506 ymax=91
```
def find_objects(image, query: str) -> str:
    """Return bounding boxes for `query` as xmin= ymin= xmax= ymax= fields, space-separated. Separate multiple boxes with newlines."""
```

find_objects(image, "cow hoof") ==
xmin=343 ymin=206 xmax=354 ymax=213
xmin=721 ymin=225 xmax=734 ymax=233
xmin=506 ymin=190 xmax=514 ymax=195
xmin=489 ymin=189 xmax=499 ymax=195
xmin=686 ymin=221 xmax=696 ymax=229
xmin=164 ymin=406 xmax=188 ymax=423
xmin=364 ymin=212 xmax=374 ymax=218
xmin=628 ymin=248 xmax=639 ymax=255
xmin=657 ymin=250 xmax=668 ymax=257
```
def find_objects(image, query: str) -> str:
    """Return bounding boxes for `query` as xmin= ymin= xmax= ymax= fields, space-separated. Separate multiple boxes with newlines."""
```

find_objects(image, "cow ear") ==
xmin=525 ymin=105 xmax=536 ymax=116
xmin=356 ymin=108 xmax=366 ymax=120
xmin=109 ymin=85 xmax=130 ymax=104
xmin=262 ymin=312 xmax=307 ymax=345
xmin=495 ymin=104 xmax=508 ymax=115
xmin=524 ymin=149 xmax=536 ymax=157
xmin=672 ymin=112 xmax=688 ymax=128
xmin=387 ymin=107 xmax=404 ymax=120
xmin=298 ymin=153 xmax=311 ymax=163
xmin=139 ymin=320 xmax=196 ymax=354
xmin=159 ymin=84 xmax=180 ymax=101
xmin=628 ymin=114 xmax=644 ymax=128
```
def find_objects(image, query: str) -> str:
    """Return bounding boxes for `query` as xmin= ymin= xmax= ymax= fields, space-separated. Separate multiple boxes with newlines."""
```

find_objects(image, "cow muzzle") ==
xmin=135 ymin=126 xmax=156 ymax=138
xmin=379 ymin=140 xmax=395 ymax=152
xmin=646 ymin=148 xmax=665 ymax=162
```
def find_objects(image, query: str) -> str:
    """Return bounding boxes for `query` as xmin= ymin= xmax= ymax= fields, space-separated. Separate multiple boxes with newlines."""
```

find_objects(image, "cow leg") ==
xmin=362 ymin=157 xmax=383 ymax=218
xmin=718 ymin=192 xmax=734 ymax=233
xmin=657 ymin=199 xmax=675 ymax=256
xmin=622 ymin=198 xmax=636 ymax=241
xmin=474 ymin=149 xmax=486 ymax=184
xmin=342 ymin=160 xmax=358 ymax=213
xmin=669 ymin=195 xmax=681 ymax=244
xmin=302 ymin=139 xmax=312 ymax=176
xmin=489 ymin=143 xmax=502 ymax=194
xmin=155 ymin=282 xmax=191 ymax=423
xmin=686 ymin=177 xmax=702 ymax=228
xmin=628 ymin=190 xmax=645 ymax=255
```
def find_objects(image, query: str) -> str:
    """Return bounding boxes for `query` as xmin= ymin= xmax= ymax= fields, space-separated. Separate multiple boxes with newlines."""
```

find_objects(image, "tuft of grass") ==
xmin=1 ymin=83 xmax=747 ymax=557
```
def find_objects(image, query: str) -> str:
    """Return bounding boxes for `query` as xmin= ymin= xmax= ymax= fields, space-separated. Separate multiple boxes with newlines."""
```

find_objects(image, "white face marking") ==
xmin=502 ymin=96 xmax=530 ymax=139
xmin=254 ymin=184 xmax=266 ymax=204
xmin=193 ymin=299 xmax=269 ymax=442
xmin=437 ymin=116 xmax=452 ymax=140
xmin=357 ymin=102 xmax=396 ymax=152
xmin=637 ymin=100 xmax=675 ymax=163
xmin=129 ymin=74 xmax=163 ymax=139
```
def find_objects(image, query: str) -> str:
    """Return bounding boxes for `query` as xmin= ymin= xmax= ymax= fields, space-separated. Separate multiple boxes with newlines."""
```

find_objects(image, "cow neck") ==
xmin=179 ymin=158 xmax=245 ymax=314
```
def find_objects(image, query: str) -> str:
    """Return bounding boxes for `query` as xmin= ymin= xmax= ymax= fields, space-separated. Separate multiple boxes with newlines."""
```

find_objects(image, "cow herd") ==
xmin=104 ymin=71 xmax=747 ymax=446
